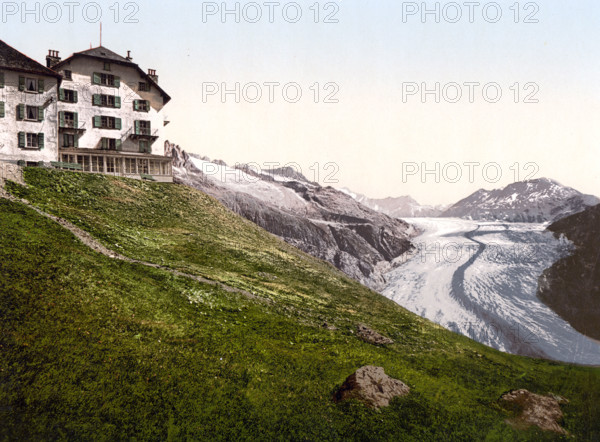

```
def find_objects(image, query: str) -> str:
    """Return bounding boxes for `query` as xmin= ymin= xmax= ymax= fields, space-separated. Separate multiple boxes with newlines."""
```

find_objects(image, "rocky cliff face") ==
xmin=166 ymin=142 xmax=415 ymax=290
xmin=441 ymin=178 xmax=599 ymax=223
xmin=537 ymin=204 xmax=600 ymax=340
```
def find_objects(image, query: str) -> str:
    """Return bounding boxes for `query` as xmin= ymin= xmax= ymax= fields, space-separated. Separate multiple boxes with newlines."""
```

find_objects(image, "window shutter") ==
xmin=17 ymin=104 xmax=24 ymax=120
xmin=38 ymin=79 xmax=44 ymax=94
xmin=93 ymin=116 xmax=101 ymax=128
xmin=114 ymin=76 xmax=121 ymax=88
xmin=59 ymin=111 xmax=65 ymax=127
xmin=0 ymin=102 xmax=4 ymax=118
xmin=93 ymin=94 xmax=101 ymax=106
xmin=38 ymin=133 xmax=44 ymax=149
xmin=115 ymin=118 xmax=122 ymax=130
xmin=0 ymin=72 xmax=4 ymax=88
xmin=38 ymin=107 xmax=44 ymax=121
xmin=101 ymin=138 xmax=107 ymax=150
xmin=73 ymin=90 xmax=78 ymax=103
xmin=116 ymin=139 xmax=122 ymax=151
xmin=93 ymin=73 xmax=101 ymax=84
xmin=18 ymin=132 xmax=25 ymax=148
xmin=73 ymin=112 xmax=78 ymax=128
xmin=74 ymin=135 xmax=79 ymax=148
xmin=134 ymin=120 xmax=140 ymax=135
xmin=18 ymin=76 xmax=25 ymax=91
xmin=59 ymin=88 xmax=65 ymax=101
xmin=115 ymin=96 xmax=121 ymax=108
xmin=145 ymin=100 xmax=151 ymax=111
xmin=133 ymin=100 xmax=139 ymax=111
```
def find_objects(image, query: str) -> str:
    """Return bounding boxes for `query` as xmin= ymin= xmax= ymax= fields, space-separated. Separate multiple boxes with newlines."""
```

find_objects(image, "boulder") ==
xmin=357 ymin=324 xmax=394 ymax=345
xmin=500 ymin=389 xmax=568 ymax=434
xmin=334 ymin=366 xmax=410 ymax=408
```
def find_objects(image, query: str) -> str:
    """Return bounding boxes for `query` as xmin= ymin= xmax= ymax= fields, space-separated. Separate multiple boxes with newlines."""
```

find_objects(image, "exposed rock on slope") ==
xmin=441 ymin=178 xmax=599 ymax=223
xmin=500 ymin=389 xmax=568 ymax=434
xmin=537 ymin=203 xmax=600 ymax=340
xmin=166 ymin=142 xmax=414 ymax=290
xmin=334 ymin=366 xmax=410 ymax=408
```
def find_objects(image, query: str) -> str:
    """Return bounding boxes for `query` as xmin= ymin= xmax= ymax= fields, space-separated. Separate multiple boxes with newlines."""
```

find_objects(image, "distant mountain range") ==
xmin=344 ymin=178 xmax=599 ymax=224
xmin=538 ymin=203 xmax=600 ymax=341
xmin=441 ymin=178 xmax=600 ymax=223
xmin=167 ymin=143 xmax=415 ymax=290
xmin=339 ymin=189 xmax=448 ymax=218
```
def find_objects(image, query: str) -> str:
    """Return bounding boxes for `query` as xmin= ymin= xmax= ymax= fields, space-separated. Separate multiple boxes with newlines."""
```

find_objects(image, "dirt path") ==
xmin=1 ymin=191 xmax=262 ymax=301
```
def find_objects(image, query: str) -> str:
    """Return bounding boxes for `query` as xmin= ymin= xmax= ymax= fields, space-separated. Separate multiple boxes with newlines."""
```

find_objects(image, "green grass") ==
xmin=1 ymin=168 xmax=598 ymax=440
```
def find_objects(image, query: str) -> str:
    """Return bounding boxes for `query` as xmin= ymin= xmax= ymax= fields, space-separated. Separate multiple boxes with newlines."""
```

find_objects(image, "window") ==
xmin=19 ymin=76 xmax=44 ymax=93
xmin=135 ymin=120 xmax=151 ymax=135
xmin=0 ymin=72 xmax=4 ymax=88
xmin=0 ymin=101 xmax=4 ymax=118
xmin=93 ymin=116 xmax=122 ymax=130
xmin=134 ymin=99 xmax=150 ymax=112
xmin=59 ymin=88 xmax=78 ymax=103
xmin=63 ymin=70 xmax=72 ymax=80
xmin=103 ymin=62 xmax=111 ymax=71
xmin=139 ymin=82 xmax=150 ymax=92
xmin=18 ymin=132 xmax=44 ymax=149
xmin=63 ymin=134 xmax=76 ymax=148
xmin=100 ymin=138 xmax=121 ymax=151
xmin=139 ymin=140 xmax=150 ymax=153
xmin=137 ymin=159 xmax=149 ymax=174
xmin=91 ymin=156 xmax=104 ymax=172
xmin=59 ymin=111 xmax=78 ymax=128
xmin=92 ymin=72 xmax=120 ymax=87
xmin=17 ymin=104 xmax=43 ymax=121
xmin=64 ymin=112 xmax=75 ymax=127
xmin=125 ymin=158 xmax=136 ymax=174
xmin=106 ymin=157 xmax=116 ymax=173
xmin=93 ymin=94 xmax=121 ymax=108
xmin=26 ymin=105 xmax=38 ymax=121
xmin=26 ymin=78 xmax=37 ymax=92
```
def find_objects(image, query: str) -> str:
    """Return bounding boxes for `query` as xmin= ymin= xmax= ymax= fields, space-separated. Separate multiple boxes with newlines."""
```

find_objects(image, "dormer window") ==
xmin=103 ymin=62 xmax=111 ymax=71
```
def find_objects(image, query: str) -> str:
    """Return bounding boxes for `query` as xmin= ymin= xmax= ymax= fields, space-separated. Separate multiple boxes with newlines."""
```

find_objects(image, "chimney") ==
xmin=148 ymin=69 xmax=158 ymax=84
xmin=126 ymin=50 xmax=133 ymax=61
xmin=46 ymin=50 xmax=61 ymax=68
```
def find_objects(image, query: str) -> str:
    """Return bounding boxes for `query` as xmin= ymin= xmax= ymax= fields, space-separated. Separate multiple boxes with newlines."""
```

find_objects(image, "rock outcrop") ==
xmin=537 ymin=203 xmax=600 ymax=340
xmin=356 ymin=324 xmax=394 ymax=345
xmin=500 ymin=389 xmax=568 ymax=434
xmin=334 ymin=366 xmax=410 ymax=408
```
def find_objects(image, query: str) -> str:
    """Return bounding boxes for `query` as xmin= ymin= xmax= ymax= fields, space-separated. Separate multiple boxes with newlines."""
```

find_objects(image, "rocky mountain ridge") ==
xmin=166 ymin=142 xmax=415 ymax=290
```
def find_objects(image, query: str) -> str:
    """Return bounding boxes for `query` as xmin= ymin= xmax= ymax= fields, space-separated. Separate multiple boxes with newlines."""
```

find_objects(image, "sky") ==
xmin=4 ymin=0 xmax=600 ymax=205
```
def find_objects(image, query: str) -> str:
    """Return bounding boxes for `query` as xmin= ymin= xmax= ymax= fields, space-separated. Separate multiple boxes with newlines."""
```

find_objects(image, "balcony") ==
xmin=59 ymin=121 xmax=86 ymax=133
xmin=129 ymin=127 xmax=159 ymax=142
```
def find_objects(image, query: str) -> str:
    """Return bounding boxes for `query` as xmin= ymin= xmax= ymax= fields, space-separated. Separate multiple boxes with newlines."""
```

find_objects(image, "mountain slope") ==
xmin=340 ymin=188 xmax=447 ymax=218
xmin=168 ymin=143 xmax=414 ymax=290
xmin=441 ymin=178 xmax=599 ymax=223
xmin=537 ymin=204 xmax=600 ymax=340
xmin=2 ymin=168 xmax=600 ymax=439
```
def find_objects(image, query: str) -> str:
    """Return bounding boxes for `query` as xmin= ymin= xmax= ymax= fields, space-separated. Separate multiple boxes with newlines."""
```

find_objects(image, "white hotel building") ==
xmin=0 ymin=40 xmax=173 ymax=182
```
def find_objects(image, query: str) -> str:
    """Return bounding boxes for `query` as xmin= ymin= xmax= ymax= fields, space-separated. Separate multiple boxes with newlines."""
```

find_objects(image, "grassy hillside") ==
xmin=1 ymin=168 xmax=599 ymax=440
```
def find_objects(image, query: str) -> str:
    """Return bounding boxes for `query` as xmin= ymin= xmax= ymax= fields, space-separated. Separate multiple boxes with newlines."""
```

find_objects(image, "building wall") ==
xmin=55 ymin=58 xmax=167 ymax=155
xmin=0 ymin=70 xmax=59 ymax=164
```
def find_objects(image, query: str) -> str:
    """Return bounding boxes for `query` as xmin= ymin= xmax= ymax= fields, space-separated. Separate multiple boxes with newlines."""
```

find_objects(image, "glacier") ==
xmin=383 ymin=218 xmax=600 ymax=365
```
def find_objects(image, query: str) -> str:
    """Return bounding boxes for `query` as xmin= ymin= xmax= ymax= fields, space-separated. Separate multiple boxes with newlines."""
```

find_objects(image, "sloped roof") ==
xmin=53 ymin=46 xmax=171 ymax=105
xmin=0 ymin=40 xmax=62 ymax=78
xmin=75 ymin=46 xmax=134 ymax=65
